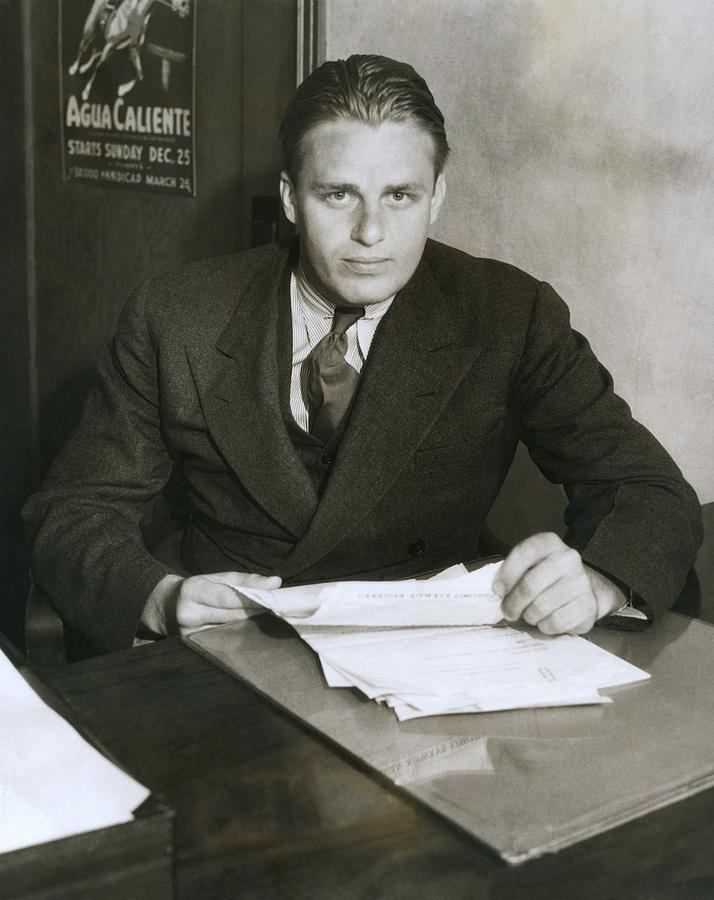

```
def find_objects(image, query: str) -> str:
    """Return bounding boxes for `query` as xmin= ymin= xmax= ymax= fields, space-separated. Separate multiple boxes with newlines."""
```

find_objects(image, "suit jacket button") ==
xmin=409 ymin=539 xmax=426 ymax=557
xmin=318 ymin=451 xmax=333 ymax=468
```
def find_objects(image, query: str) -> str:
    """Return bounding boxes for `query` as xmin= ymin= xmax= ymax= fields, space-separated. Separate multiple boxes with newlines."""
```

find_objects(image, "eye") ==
xmin=327 ymin=190 xmax=350 ymax=203
xmin=386 ymin=190 xmax=416 ymax=206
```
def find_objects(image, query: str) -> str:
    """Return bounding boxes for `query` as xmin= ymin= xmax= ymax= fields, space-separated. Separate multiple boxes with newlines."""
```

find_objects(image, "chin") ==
xmin=337 ymin=278 xmax=398 ymax=307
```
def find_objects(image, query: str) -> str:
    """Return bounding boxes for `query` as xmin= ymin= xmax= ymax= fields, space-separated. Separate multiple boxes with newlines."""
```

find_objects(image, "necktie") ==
xmin=306 ymin=305 xmax=366 ymax=443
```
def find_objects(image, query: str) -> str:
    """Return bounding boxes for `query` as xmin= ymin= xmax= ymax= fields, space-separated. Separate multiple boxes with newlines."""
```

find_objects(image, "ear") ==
xmin=280 ymin=172 xmax=298 ymax=225
xmin=429 ymin=173 xmax=446 ymax=225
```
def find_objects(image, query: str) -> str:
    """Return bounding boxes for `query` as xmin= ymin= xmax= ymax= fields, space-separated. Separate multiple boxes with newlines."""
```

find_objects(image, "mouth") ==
xmin=342 ymin=257 xmax=390 ymax=272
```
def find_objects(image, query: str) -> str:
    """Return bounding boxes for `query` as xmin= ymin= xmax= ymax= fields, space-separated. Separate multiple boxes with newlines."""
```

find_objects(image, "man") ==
xmin=24 ymin=55 xmax=702 ymax=655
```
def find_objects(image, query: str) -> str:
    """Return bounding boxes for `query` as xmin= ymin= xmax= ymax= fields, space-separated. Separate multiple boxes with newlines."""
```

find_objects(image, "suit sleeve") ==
xmin=22 ymin=281 xmax=175 ymax=653
xmin=514 ymin=281 xmax=702 ymax=617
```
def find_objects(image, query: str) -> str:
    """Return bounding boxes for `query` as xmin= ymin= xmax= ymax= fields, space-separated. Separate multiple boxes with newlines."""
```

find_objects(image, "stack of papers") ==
xmin=0 ymin=648 xmax=150 ymax=854
xmin=235 ymin=564 xmax=651 ymax=720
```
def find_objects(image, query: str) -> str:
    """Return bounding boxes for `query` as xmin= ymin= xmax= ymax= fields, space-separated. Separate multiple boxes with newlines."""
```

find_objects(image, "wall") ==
xmin=0 ymin=0 xmax=296 ymax=645
xmin=324 ymin=0 xmax=714 ymax=526
xmin=31 ymin=0 xmax=296 ymax=468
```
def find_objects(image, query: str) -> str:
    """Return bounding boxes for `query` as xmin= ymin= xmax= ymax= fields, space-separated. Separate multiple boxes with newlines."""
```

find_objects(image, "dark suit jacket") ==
xmin=23 ymin=240 xmax=702 ymax=653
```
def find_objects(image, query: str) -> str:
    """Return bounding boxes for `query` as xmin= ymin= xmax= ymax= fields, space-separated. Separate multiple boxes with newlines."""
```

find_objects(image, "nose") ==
xmin=351 ymin=201 xmax=384 ymax=246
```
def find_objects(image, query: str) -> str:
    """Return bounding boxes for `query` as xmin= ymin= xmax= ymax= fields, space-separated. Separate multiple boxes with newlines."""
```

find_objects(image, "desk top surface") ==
xmin=37 ymin=628 xmax=714 ymax=900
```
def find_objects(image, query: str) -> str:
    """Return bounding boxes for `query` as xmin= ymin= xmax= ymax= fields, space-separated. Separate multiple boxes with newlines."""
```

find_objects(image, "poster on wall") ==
xmin=59 ymin=0 xmax=196 ymax=197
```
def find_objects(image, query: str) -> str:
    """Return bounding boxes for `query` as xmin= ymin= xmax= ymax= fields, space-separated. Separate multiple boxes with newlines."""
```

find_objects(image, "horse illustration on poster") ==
xmin=68 ymin=0 xmax=190 ymax=101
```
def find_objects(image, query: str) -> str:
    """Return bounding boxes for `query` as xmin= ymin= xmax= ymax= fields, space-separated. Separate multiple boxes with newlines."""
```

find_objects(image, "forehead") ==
xmin=297 ymin=117 xmax=438 ymax=183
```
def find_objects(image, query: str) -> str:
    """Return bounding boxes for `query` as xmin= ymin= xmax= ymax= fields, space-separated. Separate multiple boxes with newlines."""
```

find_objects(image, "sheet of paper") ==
xmin=237 ymin=562 xmax=504 ymax=627
xmin=0 ymin=648 xmax=150 ymax=854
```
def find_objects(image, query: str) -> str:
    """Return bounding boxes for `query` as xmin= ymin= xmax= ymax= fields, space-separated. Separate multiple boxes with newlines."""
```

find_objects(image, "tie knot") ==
xmin=331 ymin=306 xmax=365 ymax=336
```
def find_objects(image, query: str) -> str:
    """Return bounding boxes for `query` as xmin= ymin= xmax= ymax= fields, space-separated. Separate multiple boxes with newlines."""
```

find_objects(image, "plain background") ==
xmin=324 ymin=0 xmax=714 ymax=506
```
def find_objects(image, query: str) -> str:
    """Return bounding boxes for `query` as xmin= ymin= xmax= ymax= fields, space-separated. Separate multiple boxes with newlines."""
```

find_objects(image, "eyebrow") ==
xmin=384 ymin=182 xmax=426 ymax=193
xmin=311 ymin=181 xmax=360 ymax=192
xmin=310 ymin=181 xmax=427 ymax=193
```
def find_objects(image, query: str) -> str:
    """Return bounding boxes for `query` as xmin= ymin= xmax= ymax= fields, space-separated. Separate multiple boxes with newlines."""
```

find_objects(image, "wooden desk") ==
xmin=35 ymin=635 xmax=714 ymax=900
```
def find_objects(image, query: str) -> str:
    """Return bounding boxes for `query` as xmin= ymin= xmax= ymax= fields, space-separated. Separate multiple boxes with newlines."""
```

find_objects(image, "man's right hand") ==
xmin=141 ymin=572 xmax=282 ymax=637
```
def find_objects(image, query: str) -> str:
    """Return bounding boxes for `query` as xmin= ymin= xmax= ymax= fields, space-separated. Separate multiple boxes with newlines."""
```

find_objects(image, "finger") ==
xmin=176 ymin=602 xmax=258 ymax=631
xmin=492 ymin=532 xmax=565 ymax=599
xmin=519 ymin=586 xmax=570 ymax=626
xmin=501 ymin=560 xmax=565 ymax=622
xmin=188 ymin=573 xmax=282 ymax=609
xmin=206 ymin=572 xmax=283 ymax=591
xmin=500 ymin=548 xmax=584 ymax=623
xmin=535 ymin=595 xmax=598 ymax=635
xmin=516 ymin=567 xmax=592 ymax=626
xmin=178 ymin=580 xmax=258 ymax=612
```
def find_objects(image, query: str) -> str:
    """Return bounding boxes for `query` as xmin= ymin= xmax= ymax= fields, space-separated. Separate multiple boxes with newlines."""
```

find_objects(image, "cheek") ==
xmin=395 ymin=219 xmax=429 ymax=262
xmin=303 ymin=214 xmax=345 ymax=257
xmin=302 ymin=229 xmax=336 ymax=267
xmin=397 ymin=205 xmax=431 ymax=235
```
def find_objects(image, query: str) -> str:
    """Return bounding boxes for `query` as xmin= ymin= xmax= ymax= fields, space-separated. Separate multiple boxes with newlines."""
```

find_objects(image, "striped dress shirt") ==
xmin=289 ymin=269 xmax=394 ymax=433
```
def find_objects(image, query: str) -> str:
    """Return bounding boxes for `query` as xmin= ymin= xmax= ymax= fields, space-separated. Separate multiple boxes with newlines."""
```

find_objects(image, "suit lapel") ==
xmin=281 ymin=253 xmax=483 ymax=577
xmin=188 ymin=251 xmax=318 ymax=539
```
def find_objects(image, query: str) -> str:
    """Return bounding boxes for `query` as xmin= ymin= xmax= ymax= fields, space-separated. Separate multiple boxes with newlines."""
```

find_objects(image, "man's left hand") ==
xmin=491 ymin=532 xmax=626 ymax=635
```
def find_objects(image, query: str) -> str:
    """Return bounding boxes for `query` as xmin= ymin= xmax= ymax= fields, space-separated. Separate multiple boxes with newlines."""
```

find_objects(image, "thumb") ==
xmin=209 ymin=572 xmax=282 ymax=591
xmin=243 ymin=574 xmax=282 ymax=590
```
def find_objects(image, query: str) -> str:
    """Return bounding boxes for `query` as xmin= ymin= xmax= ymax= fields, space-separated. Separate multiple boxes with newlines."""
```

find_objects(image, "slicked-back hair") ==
xmin=280 ymin=54 xmax=450 ymax=182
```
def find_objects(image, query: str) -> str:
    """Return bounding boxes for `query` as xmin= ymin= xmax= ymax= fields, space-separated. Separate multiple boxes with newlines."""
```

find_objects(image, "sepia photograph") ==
xmin=1 ymin=0 xmax=712 ymax=896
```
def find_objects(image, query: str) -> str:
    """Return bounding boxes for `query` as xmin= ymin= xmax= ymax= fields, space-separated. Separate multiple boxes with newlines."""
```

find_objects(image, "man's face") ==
xmin=280 ymin=118 xmax=446 ymax=307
